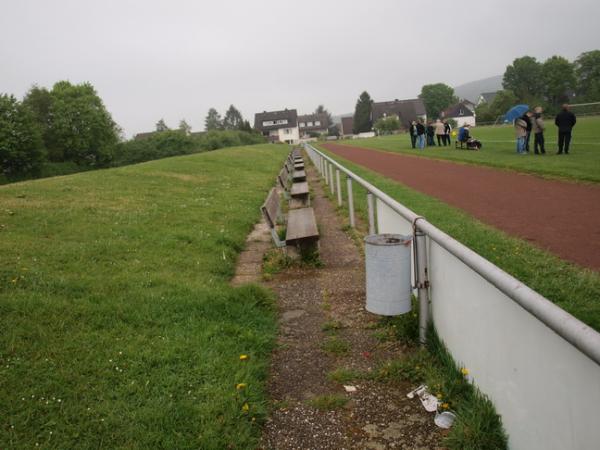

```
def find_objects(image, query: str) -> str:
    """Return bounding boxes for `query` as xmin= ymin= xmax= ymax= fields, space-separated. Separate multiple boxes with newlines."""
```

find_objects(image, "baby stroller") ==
xmin=455 ymin=126 xmax=482 ymax=150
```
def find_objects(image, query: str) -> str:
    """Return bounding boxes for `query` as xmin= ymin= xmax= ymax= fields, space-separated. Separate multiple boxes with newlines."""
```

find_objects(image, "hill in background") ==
xmin=453 ymin=75 xmax=503 ymax=103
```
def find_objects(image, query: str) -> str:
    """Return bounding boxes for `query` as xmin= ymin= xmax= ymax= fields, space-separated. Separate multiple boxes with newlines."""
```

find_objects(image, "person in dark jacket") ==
xmin=443 ymin=119 xmax=452 ymax=146
xmin=409 ymin=121 xmax=417 ymax=148
xmin=426 ymin=122 xmax=436 ymax=146
xmin=415 ymin=120 xmax=426 ymax=149
xmin=555 ymin=104 xmax=577 ymax=154
xmin=520 ymin=111 xmax=533 ymax=152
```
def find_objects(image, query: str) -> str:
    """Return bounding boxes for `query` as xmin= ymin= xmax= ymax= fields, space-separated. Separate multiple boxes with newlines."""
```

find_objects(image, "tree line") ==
xmin=351 ymin=49 xmax=600 ymax=133
xmin=0 ymin=82 xmax=264 ymax=183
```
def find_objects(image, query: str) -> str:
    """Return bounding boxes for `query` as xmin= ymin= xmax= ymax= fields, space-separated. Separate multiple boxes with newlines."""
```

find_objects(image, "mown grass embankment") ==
xmin=337 ymin=116 xmax=600 ymax=183
xmin=315 ymin=144 xmax=600 ymax=332
xmin=0 ymin=144 xmax=287 ymax=449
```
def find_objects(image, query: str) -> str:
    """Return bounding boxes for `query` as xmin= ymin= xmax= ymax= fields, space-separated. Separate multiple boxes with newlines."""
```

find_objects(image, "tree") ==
xmin=0 ymin=94 xmax=46 ymax=176
xmin=45 ymin=81 xmax=119 ymax=165
xmin=575 ymin=50 xmax=600 ymax=102
xmin=419 ymin=83 xmax=457 ymax=119
xmin=240 ymin=120 xmax=253 ymax=133
xmin=178 ymin=119 xmax=191 ymax=135
xmin=315 ymin=104 xmax=333 ymax=126
xmin=155 ymin=119 xmax=169 ymax=132
xmin=205 ymin=108 xmax=222 ymax=131
xmin=22 ymin=85 xmax=52 ymax=146
xmin=222 ymin=104 xmax=244 ymax=130
xmin=503 ymin=56 xmax=543 ymax=101
xmin=353 ymin=91 xmax=373 ymax=133
xmin=373 ymin=115 xmax=400 ymax=135
xmin=542 ymin=56 xmax=576 ymax=107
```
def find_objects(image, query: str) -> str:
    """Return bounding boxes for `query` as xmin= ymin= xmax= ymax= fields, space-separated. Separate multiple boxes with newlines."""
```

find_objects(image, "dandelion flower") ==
xmin=242 ymin=403 xmax=250 ymax=412
xmin=461 ymin=367 xmax=469 ymax=376
xmin=236 ymin=383 xmax=247 ymax=390
xmin=442 ymin=403 xmax=449 ymax=409
xmin=239 ymin=354 xmax=249 ymax=361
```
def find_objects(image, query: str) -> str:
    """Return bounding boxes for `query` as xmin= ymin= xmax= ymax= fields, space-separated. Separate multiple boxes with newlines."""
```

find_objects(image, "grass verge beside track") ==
xmin=336 ymin=116 xmax=600 ymax=183
xmin=0 ymin=144 xmax=287 ymax=449
xmin=316 ymin=144 xmax=600 ymax=332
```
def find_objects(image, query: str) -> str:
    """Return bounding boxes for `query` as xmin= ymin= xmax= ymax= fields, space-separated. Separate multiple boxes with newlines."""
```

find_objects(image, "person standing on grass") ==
xmin=520 ymin=111 xmax=533 ymax=152
xmin=435 ymin=119 xmax=446 ymax=146
xmin=426 ymin=121 xmax=436 ymax=146
xmin=555 ymin=104 xmax=577 ymax=154
xmin=416 ymin=119 xmax=426 ymax=149
xmin=443 ymin=119 xmax=452 ymax=146
xmin=514 ymin=116 xmax=528 ymax=154
xmin=532 ymin=106 xmax=546 ymax=154
xmin=409 ymin=120 xmax=418 ymax=148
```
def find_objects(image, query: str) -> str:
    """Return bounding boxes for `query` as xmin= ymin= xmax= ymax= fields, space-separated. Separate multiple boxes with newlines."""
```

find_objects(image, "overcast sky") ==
xmin=1 ymin=0 xmax=599 ymax=137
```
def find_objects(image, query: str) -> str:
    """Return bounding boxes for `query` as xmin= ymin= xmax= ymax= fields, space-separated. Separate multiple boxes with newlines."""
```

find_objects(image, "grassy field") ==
xmin=338 ymin=116 xmax=600 ymax=183
xmin=0 ymin=144 xmax=287 ymax=449
xmin=315 ymin=144 xmax=600 ymax=332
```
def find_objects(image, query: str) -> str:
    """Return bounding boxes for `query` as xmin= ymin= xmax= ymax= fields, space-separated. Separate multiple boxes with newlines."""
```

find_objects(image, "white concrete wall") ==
xmin=452 ymin=116 xmax=476 ymax=127
xmin=374 ymin=198 xmax=600 ymax=450
xmin=277 ymin=126 xmax=299 ymax=144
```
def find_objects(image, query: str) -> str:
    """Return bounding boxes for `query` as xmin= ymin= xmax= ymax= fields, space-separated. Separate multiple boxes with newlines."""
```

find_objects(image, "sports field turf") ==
xmin=339 ymin=116 xmax=600 ymax=183
xmin=0 ymin=144 xmax=286 ymax=449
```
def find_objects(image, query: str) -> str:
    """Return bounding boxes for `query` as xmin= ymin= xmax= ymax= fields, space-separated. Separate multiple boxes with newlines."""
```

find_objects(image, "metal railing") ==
xmin=304 ymin=142 xmax=600 ymax=366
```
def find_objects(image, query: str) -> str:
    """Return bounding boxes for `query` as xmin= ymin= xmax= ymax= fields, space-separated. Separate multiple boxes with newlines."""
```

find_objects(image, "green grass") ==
xmin=307 ymin=394 xmax=348 ymax=411
xmin=337 ymin=116 xmax=600 ymax=183
xmin=321 ymin=336 xmax=350 ymax=356
xmin=0 ymin=144 xmax=288 ymax=449
xmin=315 ymin=144 xmax=600 ymax=332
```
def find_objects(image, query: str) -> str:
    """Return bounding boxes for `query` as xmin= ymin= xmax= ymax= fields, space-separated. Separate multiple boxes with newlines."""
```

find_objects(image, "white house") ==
xmin=441 ymin=102 xmax=477 ymax=127
xmin=254 ymin=109 xmax=300 ymax=144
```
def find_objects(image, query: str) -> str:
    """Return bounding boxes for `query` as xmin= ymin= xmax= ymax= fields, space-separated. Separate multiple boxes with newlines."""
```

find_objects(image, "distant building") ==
xmin=371 ymin=98 xmax=427 ymax=128
xmin=297 ymin=113 xmax=329 ymax=137
xmin=461 ymin=99 xmax=477 ymax=113
xmin=254 ymin=109 xmax=299 ymax=144
xmin=477 ymin=91 xmax=499 ymax=106
xmin=340 ymin=116 xmax=354 ymax=136
xmin=441 ymin=101 xmax=476 ymax=127
xmin=134 ymin=131 xmax=157 ymax=140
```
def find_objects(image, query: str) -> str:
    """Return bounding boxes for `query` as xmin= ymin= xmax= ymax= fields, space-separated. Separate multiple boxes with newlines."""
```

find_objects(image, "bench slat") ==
xmin=286 ymin=207 xmax=319 ymax=243
xmin=261 ymin=188 xmax=280 ymax=228
xmin=293 ymin=170 xmax=306 ymax=180
xmin=290 ymin=181 xmax=309 ymax=197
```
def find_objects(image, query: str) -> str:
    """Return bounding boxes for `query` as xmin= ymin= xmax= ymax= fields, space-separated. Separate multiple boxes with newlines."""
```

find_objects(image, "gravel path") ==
xmin=248 ymin=158 xmax=444 ymax=449
xmin=322 ymin=142 xmax=600 ymax=271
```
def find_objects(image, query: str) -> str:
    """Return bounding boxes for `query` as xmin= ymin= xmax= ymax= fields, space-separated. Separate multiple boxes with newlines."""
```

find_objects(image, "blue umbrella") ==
xmin=504 ymin=104 xmax=529 ymax=123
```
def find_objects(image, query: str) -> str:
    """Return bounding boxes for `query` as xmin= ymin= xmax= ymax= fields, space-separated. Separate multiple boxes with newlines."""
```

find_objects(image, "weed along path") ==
xmin=322 ymin=143 xmax=600 ymax=271
xmin=245 ymin=161 xmax=444 ymax=449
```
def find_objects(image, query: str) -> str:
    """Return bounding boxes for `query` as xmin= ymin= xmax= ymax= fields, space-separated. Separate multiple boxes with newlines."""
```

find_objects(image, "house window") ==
xmin=275 ymin=119 xmax=288 ymax=125
xmin=307 ymin=121 xmax=313 ymax=127
xmin=315 ymin=121 xmax=321 ymax=126
xmin=459 ymin=109 xmax=464 ymax=116
xmin=299 ymin=122 xmax=305 ymax=128
xmin=262 ymin=120 xmax=275 ymax=126
xmin=284 ymin=128 xmax=291 ymax=134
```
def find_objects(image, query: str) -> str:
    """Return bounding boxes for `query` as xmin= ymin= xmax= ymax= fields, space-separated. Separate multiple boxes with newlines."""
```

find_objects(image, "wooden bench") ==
xmin=286 ymin=162 xmax=306 ymax=182
xmin=261 ymin=188 xmax=319 ymax=249
xmin=278 ymin=166 xmax=309 ymax=206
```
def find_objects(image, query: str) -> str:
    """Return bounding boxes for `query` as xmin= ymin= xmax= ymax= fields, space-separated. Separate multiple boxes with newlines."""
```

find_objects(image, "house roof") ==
xmin=134 ymin=131 xmax=156 ymax=140
xmin=298 ymin=113 xmax=330 ymax=131
xmin=442 ymin=102 xmax=475 ymax=118
xmin=479 ymin=92 xmax=498 ymax=104
xmin=371 ymin=98 xmax=427 ymax=126
xmin=254 ymin=109 xmax=298 ymax=131
xmin=341 ymin=116 xmax=354 ymax=135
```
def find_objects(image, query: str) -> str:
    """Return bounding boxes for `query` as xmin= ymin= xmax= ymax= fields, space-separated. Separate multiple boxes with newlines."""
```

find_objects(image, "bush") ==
xmin=113 ymin=130 xmax=266 ymax=166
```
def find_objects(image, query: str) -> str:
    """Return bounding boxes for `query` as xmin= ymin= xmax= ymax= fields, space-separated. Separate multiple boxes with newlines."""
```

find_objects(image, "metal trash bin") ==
xmin=364 ymin=234 xmax=412 ymax=316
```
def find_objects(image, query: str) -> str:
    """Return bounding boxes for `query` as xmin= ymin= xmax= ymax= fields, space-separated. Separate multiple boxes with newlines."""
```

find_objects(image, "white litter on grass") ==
xmin=406 ymin=385 xmax=438 ymax=412
xmin=344 ymin=385 xmax=357 ymax=393
xmin=434 ymin=411 xmax=456 ymax=429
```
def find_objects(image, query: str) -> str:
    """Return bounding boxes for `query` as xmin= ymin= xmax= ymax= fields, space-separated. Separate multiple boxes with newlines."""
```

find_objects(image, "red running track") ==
xmin=322 ymin=143 xmax=600 ymax=271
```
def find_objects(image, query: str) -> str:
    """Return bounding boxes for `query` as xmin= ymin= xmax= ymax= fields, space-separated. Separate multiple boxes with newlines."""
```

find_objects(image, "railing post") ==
xmin=347 ymin=177 xmax=355 ymax=228
xmin=367 ymin=192 xmax=376 ymax=235
xmin=329 ymin=164 xmax=334 ymax=195
xmin=415 ymin=229 xmax=430 ymax=346
xmin=335 ymin=170 xmax=342 ymax=206
xmin=324 ymin=161 xmax=329 ymax=184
